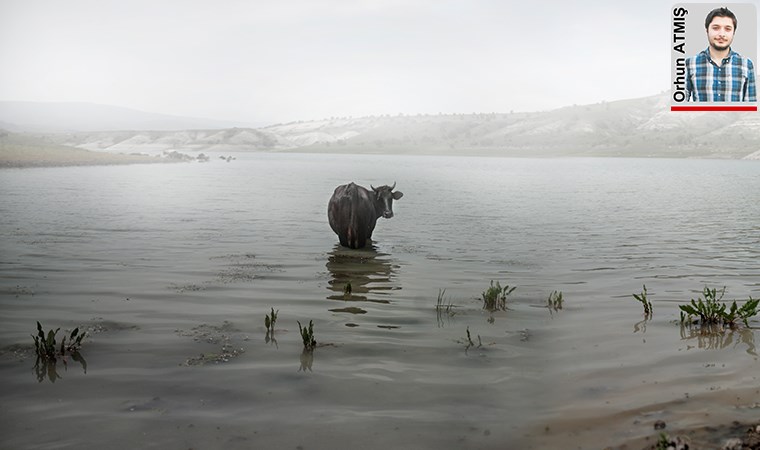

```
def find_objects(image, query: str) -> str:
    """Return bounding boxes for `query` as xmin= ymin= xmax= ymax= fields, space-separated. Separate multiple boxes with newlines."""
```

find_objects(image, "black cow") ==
xmin=328 ymin=182 xmax=403 ymax=249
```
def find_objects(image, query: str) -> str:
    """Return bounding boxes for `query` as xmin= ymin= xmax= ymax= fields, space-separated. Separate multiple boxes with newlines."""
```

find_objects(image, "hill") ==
xmin=16 ymin=93 xmax=760 ymax=159
xmin=263 ymin=94 xmax=760 ymax=159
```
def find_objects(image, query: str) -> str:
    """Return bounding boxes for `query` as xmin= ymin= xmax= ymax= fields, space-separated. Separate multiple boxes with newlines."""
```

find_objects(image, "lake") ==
xmin=1 ymin=154 xmax=759 ymax=449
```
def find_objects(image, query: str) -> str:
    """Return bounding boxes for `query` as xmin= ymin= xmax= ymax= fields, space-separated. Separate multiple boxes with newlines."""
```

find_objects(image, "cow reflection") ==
xmin=326 ymin=244 xmax=398 ymax=303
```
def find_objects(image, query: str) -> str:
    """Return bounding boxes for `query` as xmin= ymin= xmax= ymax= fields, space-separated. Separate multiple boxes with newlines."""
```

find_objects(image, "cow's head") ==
xmin=371 ymin=182 xmax=403 ymax=219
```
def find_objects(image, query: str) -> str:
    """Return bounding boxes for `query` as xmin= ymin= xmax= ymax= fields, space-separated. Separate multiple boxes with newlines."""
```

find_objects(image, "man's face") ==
xmin=707 ymin=16 xmax=735 ymax=52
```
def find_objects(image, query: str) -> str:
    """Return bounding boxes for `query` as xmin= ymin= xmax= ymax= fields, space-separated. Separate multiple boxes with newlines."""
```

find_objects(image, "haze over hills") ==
xmin=3 ymin=94 xmax=760 ymax=159
xmin=0 ymin=101 xmax=260 ymax=132
xmin=0 ymin=130 xmax=171 ymax=168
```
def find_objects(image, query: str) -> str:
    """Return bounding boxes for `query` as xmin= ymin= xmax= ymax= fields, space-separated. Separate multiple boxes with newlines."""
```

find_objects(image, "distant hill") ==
xmin=260 ymin=94 xmax=760 ymax=159
xmin=15 ymin=93 xmax=760 ymax=159
xmin=0 ymin=101 xmax=258 ymax=132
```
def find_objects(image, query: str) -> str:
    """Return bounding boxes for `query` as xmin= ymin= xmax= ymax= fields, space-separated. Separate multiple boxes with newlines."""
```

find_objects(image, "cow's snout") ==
xmin=383 ymin=211 xmax=394 ymax=219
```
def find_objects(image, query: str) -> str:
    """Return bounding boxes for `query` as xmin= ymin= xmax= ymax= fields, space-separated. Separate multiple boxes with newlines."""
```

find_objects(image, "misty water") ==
xmin=1 ymin=154 xmax=759 ymax=449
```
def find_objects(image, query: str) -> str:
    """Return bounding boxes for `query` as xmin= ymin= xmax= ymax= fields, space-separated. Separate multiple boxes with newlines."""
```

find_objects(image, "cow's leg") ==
xmin=366 ymin=223 xmax=376 ymax=241
xmin=349 ymin=233 xmax=363 ymax=249
xmin=347 ymin=227 xmax=365 ymax=249
xmin=355 ymin=230 xmax=366 ymax=248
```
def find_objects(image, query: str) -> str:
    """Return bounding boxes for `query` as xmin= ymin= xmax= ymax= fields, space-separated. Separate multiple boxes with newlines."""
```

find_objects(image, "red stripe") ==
xmin=671 ymin=105 xmax=757 ymax=112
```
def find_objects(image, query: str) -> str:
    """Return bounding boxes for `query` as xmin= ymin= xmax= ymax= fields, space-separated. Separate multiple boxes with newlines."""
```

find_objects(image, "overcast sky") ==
xmin=1 ymin=0 xmax=758 ymax=125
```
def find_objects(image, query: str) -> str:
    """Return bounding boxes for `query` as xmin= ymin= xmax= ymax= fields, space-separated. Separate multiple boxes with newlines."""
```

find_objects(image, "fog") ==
xmin=0 ymin=0 xmax=711 ymax=125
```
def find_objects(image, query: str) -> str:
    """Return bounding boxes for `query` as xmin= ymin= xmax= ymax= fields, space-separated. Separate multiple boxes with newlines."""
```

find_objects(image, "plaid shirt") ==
xmin=685 ymin=48 xmax=756 ymax=102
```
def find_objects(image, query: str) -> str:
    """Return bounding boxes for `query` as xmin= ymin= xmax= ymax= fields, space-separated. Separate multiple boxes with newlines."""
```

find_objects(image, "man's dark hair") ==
xmin=705 ymin=7 xmax=737 ymax=30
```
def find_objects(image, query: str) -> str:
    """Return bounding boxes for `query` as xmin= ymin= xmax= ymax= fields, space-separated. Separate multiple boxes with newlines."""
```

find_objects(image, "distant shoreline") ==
xmin=0 ymin=132 xmax=177 ymax=168
xmin=0 ymin=153 xmax=172 ymax=169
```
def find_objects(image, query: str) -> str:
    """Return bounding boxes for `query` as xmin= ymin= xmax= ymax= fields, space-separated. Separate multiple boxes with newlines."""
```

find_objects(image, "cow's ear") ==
xmin=393 ymin=191 xmax=403 ymax=200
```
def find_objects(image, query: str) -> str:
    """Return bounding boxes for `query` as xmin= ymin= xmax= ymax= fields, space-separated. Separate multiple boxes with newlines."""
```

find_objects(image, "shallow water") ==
xmin=1 ymin=154 xmax=759 ymax=449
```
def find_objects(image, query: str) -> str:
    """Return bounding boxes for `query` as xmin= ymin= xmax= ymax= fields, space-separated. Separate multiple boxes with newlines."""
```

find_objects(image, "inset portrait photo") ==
xmin=671 ymin=3 xmax=757 ymax=111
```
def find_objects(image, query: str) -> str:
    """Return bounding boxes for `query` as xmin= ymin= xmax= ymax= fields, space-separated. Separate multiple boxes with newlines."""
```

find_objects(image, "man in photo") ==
xmin=686 ymin=7 xmax=756 ymax=102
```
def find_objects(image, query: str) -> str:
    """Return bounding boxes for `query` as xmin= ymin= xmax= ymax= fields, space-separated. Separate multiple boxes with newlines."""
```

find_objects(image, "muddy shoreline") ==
xmin=626 ymin=421 xmax=760 ymax=450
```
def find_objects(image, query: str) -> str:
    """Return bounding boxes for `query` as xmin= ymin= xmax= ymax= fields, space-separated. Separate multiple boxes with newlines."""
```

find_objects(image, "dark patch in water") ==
xmin=86 ymin=318 xmax=140 ymax=335
xmin=2 ymin=285 xmax=36 ymax=297
xmin=176 ymin=321 xmax=246 ymax=365
xmin=169 ymin=283 xmax=206 ymax=293
xmin=124 ymin=396 xmax=166 ymax=414
xmin=0 ymin=343 xmax=33 ymax=361
xmin=329 ymin=307 xmax=367 ymax=314
xmin=217 ymin=265 xmax=259 ymax=283
xmin=327 ymin=294 xmax=391 ymax=304
xmin=209 ymin=253 xmax=286 ymax=283
xmin=210 ymin=253 xmax=257 ymax=261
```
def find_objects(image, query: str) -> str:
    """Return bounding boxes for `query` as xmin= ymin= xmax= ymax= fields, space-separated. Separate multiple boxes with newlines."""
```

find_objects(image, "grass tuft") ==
xmin=435 ymin=289 xmax=458 ymax=326
xmin=265 ymin=308 xmax=278 ymax=333
xmin=265 ymin=308 xmax=279 ymax=346
xmin=298 ymin=320 xmax=317 ymax=351
xmin=679 ymin=287 xmax=759 ymax=328
xmin=481 ymin=280 xmax=516 ymax=311
xmin=632 ymin=285 xmax=653 ymax=318
xmin=32 ymin=322 xmax=86 ymax=362
xmin=31 ymin=322 xmax=87 ymax=383
xmin=463 ymin=326 xmax=482 ymax=351
xmin=547 ymin=291 xmax=564 ymax=312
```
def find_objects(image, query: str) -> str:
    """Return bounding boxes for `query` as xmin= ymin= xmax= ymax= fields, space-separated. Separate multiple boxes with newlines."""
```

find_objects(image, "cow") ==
xmin=328 ymin=182 xmax=404 ymax=249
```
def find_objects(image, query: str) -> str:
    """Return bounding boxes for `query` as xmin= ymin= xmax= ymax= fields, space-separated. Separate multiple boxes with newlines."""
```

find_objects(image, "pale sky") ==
xmin=1 ymin=0 xmax=758 ymax=125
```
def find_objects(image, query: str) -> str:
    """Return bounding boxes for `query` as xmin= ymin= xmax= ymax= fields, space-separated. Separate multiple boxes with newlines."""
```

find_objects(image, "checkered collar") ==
xmin=700 ymin=47 xmax=738 ymax=65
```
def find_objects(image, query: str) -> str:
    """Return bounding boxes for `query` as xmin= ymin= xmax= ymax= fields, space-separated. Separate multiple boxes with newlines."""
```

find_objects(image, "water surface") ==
xmin=1 ymin=154 xmax=759 ymax=449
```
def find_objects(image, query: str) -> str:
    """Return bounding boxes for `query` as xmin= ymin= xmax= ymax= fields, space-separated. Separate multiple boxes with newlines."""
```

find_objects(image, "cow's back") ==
xmin=328 ymin=183 xmax=354 ymax=235
xmin=328 ymin=182 xmax=374 ymax=249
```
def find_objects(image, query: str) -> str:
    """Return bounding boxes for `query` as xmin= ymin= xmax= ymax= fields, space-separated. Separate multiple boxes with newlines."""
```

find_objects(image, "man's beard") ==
xmin=710 ymin=39 xmax=731 ymax=52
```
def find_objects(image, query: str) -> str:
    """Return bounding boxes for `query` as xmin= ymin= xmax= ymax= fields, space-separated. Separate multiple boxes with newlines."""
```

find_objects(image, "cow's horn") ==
xmin=391 ymin=182 xmax=396 ymax=190
xmin=371 ymin=184 xmax=375 ymax=191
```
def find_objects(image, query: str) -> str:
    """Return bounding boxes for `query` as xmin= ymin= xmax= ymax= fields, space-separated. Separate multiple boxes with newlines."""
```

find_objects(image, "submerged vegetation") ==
xmin=31 ymin=322 xmax=87 ymax=383
xmin=627 ymin=285 xmax=758 ymax=331
xmin=298 ymin=320 xmax=317 ymax=351
xmin=632 ymin=285 xmax=653 ymax=318
xmin=32 ymin=322 xmax=86 ymax=362
xmin=265 ymin=308 xmax=279 ymax=346
xmin=264 ymin=308 xmax=278 ymax=333
xmin=625 ymin=284 xmax=759 ymax=352
xmin=481 ymin=280 xmax=516 ymax=311
xmin=435 ymin=289 xmax=458 ymax=326
xmin=460 ymin=327 xmax=482 ymax=352
xmin=547 ymin=291 xmax=564 ymax=313
xmin=679 ymin=287 xmax=759 ymax=328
